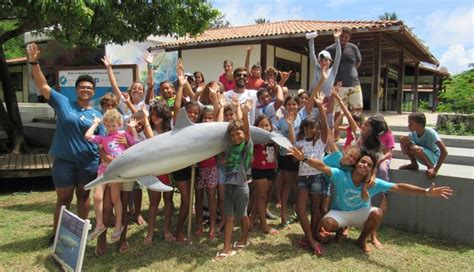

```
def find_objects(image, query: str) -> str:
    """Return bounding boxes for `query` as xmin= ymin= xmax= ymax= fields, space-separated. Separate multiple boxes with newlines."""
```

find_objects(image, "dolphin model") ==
xmin=85 ymin=108 xmax=292 ymax=190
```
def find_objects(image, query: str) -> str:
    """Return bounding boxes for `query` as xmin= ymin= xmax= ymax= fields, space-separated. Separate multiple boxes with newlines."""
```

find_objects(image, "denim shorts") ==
xmin=224 ymin=184 xmax=249 ymax=218
xmin=297 ymin=173 xmax=327 ymax=194
xmin=52 ymin=157 xmax=99 ymax=189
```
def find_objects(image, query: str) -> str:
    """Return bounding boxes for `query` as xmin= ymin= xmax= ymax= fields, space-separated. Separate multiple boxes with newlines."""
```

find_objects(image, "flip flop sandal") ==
xmin=212 ymin=250 xmax=236 ymax=262
xmin=111 ymin=226 xmax=124 ymax=241
xmin=232 ymin=241 xmax=249 ymax=250
xmin=88 ymin=227 xmax=107 ymax=241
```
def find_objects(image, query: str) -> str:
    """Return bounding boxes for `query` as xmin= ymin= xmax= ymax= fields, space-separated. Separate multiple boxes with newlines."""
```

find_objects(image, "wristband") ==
xmin=302 ymin=156 xmax=308 ymax=162
xmin=147 ymin=63 xmax=153 ymax=69
xmin=29 ymin=61 xmax=39 ymax=65
xmin=424 ymin=187 xmax=430 ymax=195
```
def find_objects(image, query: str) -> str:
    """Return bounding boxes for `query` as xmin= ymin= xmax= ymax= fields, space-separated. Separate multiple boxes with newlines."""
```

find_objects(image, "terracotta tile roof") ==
xmin=156 ymin=20 xmax=403 ymax=48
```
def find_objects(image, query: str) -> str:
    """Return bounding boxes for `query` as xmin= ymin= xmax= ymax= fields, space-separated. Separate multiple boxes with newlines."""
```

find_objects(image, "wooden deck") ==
xmin=0 ymin=154 xmax=53 ymax=178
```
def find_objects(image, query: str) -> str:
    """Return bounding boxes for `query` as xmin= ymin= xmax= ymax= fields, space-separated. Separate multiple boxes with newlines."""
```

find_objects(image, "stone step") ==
xmin=389 ymin=158 xmax=474 ymax=181
xmin=338 ymin=130 xmax=474 ymax=149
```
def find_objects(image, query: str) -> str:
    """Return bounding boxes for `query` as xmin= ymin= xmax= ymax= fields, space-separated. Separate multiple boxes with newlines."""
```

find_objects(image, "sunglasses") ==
xmin=235 ymin=73 xmax=248 ymax=78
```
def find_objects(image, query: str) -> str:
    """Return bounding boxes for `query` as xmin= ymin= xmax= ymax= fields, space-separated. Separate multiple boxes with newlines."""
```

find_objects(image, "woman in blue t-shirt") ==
xmin=28 ymin=43 xmax=106 ymax=245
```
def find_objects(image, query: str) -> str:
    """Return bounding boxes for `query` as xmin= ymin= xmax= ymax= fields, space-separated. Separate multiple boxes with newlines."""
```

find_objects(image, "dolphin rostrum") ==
xmin=84 ymin=108 xmax=292 ymax=190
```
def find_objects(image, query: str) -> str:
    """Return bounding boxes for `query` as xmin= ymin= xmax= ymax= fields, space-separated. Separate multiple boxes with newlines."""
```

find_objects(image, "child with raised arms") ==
xmin=85 ymin=109 xmax=139 ymax=242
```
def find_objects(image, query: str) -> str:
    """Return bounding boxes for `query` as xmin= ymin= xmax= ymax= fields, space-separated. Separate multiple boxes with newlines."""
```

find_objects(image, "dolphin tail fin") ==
xmin=271 ymin=136 xmax=293 ymax=150
xmin=137 ymin=176 xmax=173 ymax=192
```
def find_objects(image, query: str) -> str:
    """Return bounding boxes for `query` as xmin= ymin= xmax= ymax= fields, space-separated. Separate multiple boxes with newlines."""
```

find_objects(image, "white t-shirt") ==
xmin=224 ymin=89 xmax=258 ymax=125
xmin=296 ymin=138 xmax=326 ymax=176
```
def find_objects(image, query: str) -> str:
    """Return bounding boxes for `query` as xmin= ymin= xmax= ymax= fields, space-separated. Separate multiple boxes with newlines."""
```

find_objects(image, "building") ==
xmin=152 ymin=20 xmax=448 ymax=113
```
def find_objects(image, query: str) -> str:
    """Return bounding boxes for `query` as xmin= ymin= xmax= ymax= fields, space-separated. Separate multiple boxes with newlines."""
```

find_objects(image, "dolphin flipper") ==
xmin=137 ymin=176 xmax=173 ymax=192
xmin=270 ymin=131 xmax=293 ymax=150
xmin=84 ymin=175 xmax=135 ymax=190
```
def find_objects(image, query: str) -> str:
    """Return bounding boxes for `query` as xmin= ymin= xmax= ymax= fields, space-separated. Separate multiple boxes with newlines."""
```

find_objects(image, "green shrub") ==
xmin=437 ymin=69 xmax=474 ymax=114
xmin=438 ymin=120 xmax=474 ymax=136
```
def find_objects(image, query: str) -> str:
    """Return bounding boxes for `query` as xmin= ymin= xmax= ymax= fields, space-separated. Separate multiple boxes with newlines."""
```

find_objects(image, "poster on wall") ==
xmin=57 ymin=65 xmax=137 ymax=108
xmin=52 ymin=206 xmax=91 ymax=272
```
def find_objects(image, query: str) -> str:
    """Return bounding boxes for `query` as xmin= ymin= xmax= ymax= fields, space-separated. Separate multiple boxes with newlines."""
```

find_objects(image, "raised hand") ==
xmin=287 ymin=146 xmax=304 ymax=161
xmin=122 ymin=92 xmax=130 ymax=103
xmin=279 ymin=70 xmax=292 ymax=83
xmin=217 ymin=93 xmax=226 ymax=107
xmin=140 ymin=103 xmax=149 ymax=119
xmin=285 ymin=112 xmax=295 ymax=126
xmin=176 ymin=58 xmax=186 ymax=86
xmin=143 ymin=51 xmax=154 ymax=64
xmin=331 ymin=81 xmax=343 ymax=97
xmin=242 ymin=98 xmax=254 ymax=114
xmin=267 ymin=78 xmax=277 ymax=90
xmin=230 ymin=94 xmax=240 ymax=108
xmin=314 ymin=93 xmax=325 ymax=107
xmin=247 ymin=46 xmax=253 ymax=53
xmin=333 ymin=28 xmax=341 ymax=39
xmin=128 ymin=118 xmax=137 ymax=128
xmin=101 ymin=55 xmax=112 ymax=67
xmin=26 ymin=43 xmax=40 ymax=62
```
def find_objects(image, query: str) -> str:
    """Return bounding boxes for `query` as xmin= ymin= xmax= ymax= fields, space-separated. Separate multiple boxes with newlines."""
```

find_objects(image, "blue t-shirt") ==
xmin=48 ymin=88 xmax=105 ymax=163
xmin=329 ymin=167 xmax=394 ymax=211
xmin=276 ymin=107 xmax=308 ymax=155
xmin=409 ymin=128 xmax=441 ymax=158
xmin=323 ymin=151 xmax=343 ymax=168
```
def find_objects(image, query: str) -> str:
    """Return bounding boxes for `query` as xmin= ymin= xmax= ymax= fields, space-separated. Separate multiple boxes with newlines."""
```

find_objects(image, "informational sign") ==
xmin=57 ymin=65 xmax=137 ymax=108
xmin=52 ymin=206 xmax=91 ymax=272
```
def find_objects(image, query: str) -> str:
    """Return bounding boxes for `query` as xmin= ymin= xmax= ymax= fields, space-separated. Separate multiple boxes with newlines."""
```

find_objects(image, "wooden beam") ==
xmin=432 ymin=75 xmax=438 ymax=112
xmin=396 ymin=50 xmax=405 ymax=113
xmin=260 ymin=43 xmax=267 ymax=72
xmin=412 ymin=62 xmax=420 ymax=112
xmin=371 ymin=34 xmax=381 ymax=113
xmin=381 ymin=33 xmax=420 ymax=63
xmin=383 ymin=66 xmax=389 ymax=111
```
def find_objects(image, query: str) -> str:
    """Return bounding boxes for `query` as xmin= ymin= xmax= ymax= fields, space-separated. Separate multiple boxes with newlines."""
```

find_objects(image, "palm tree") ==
xmin=255 ymin=18 xmax=270 ymax=24
xmin=379 ymin=12 xmax=398 ymax=21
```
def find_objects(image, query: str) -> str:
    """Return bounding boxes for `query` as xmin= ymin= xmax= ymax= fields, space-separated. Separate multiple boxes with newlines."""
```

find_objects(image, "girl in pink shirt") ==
xmin=85 ymin=109 xmax=138 ymax=242
xmin=219 ymin=60 xmax=235 ymax=91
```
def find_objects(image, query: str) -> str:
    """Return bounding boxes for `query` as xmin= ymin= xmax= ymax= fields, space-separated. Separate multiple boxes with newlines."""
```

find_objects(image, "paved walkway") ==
xmin=378 ymin=111 xmax=438 ymax=127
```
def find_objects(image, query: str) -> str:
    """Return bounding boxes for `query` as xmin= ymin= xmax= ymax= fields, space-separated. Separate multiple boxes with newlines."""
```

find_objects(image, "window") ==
xmin=274 ymin=57 xmax=301 ymax=90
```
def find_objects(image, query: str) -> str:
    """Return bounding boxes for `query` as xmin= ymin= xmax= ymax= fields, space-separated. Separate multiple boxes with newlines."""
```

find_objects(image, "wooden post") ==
xmin=432 ymin=74 xmax=438 ymax=112
xmin=383 ymin=66 xmax=389 ymax=111
xmin=412 ymin=62 xmax=419 ymax=112
xmin=371 ymin=34 xmax=381 ymax=113
xmin=396 ymin=50 xmax=404 ymax=113
xmin=260 ymin=43 xmax=267 ymax=72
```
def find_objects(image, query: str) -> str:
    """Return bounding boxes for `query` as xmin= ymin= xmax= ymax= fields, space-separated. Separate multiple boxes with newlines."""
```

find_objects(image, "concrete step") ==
xmin=391 ymin=143 xmax=474 ymax=166
xmin=389 ymin=158 xmax=474 ymax=181
xmin=337 ymin=130 xmax=474 ymax=149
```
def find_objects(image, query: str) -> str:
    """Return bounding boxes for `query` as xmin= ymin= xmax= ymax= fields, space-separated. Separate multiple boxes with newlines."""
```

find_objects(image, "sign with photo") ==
xmin=52 ymin=206 xmax=91 ymax=272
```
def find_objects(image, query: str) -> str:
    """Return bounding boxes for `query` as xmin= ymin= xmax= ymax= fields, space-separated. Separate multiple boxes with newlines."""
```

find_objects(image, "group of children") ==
xmin=85 ymin=40 xmax=448 ymax=260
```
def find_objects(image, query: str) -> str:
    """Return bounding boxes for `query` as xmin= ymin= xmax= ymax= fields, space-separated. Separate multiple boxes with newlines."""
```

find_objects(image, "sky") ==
xmin=211 ymin=0 xmax=474 ymax=74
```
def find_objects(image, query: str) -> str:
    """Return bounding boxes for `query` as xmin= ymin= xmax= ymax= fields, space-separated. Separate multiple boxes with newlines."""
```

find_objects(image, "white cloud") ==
xmin=423 ymin=7 xmax=474 ymax=48
xmin=439 ymin=45 xmax=474 ymax=74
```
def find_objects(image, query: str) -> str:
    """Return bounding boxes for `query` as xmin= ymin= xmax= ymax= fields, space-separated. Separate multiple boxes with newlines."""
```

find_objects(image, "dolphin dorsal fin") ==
xmin=173 ymin=108 xmax=194 ymax=132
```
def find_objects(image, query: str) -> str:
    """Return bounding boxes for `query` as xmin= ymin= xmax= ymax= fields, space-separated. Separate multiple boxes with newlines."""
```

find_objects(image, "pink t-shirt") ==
xmin=343 ymin=127 xmax=355 ymax=151
xmin=219 ymin=73 xmax=235 ymax=91
xmin=91 ymin=130 xmax=137 ymax=158
xmin=379 ymin=130 xmax=395 ymax=157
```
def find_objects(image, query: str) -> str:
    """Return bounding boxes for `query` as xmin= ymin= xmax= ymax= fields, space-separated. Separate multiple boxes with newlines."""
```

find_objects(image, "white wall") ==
xmin=182 ymin=45 xmax=260 ymax=82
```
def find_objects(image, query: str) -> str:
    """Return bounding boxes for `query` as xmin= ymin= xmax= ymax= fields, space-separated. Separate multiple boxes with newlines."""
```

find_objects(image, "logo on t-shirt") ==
xmin=343 ymin=189 xmax=362 ymax=208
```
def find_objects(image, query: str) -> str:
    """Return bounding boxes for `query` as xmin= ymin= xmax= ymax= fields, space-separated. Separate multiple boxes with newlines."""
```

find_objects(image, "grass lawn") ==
xmin=0 ymin=189 xmax=473 ymax=271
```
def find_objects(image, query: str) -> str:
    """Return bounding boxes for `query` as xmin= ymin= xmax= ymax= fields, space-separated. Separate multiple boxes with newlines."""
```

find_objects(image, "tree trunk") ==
xmin=0 ymin=45 xmax=30 ymax=154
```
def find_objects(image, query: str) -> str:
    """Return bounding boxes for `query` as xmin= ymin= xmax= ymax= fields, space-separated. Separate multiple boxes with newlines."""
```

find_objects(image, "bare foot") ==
xmin=342 ymin=227 xmax=350 ymax=239
xmin=357 ymin=238 xmax=372 ymax=253
xmin=370 ymin=237 xmax=384 ymax=249
xmin=119 ymin=241 xmax=129 ymax=254
xmin=399 ymin=164 xmax=419 ymax=170
xmin=195 ymin=227 xmax=204 ymax=237
xmin=175 ymin=233 xmax=187 ymax=244
xmin=136 ymin=214 xmax=146 ymax=225
xmin=164 ymin=231 xmax=176 ymax=242
xmin=143 ymin=236 xmax=153 ymax=246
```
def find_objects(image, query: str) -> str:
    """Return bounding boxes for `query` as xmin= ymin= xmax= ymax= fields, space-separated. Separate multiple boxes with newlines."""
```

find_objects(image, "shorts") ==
xmin=121 ymin=181 xmax=134 ymax=192
xmin=334 ymin=85 xmax=363 ymax=112
xmin=52 ymin=157 xmax=99 ymax=189
xmin=158 ymin=174 xmax=172 ymax=186
xmin=297 ymin=173 xmax=327 ymax=194
xmin=278 ymin=155 xmax=299 ymax=172
xmin=323 ymin=207 xmax=378 ymax=228
xmin=218 ymin=165 xmax=226 ymax=185
xmin=415 ymin=146 xmax=438 ymax=166
xmin=251 ymin=168 xmax=277 ymax=181
xmin=172 ymin=166 xmax=192 ymax=182
xmin=224 ymin=184 xmax=249 ymax=218
xmin=197 ymin=166 xmax=218 ymax=189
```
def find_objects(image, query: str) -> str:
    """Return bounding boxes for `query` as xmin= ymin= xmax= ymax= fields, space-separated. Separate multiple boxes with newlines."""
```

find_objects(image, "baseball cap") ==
xmin=318 ymin=50 xmax=332 ymax=61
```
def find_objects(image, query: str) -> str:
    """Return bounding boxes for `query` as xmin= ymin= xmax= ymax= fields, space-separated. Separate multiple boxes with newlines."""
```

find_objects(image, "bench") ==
xmin=0 ymin=154 xmax=53 ymax=178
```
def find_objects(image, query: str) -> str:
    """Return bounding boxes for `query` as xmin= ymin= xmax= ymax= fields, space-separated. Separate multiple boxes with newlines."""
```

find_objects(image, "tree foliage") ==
xmin=0 ymin=1 xmax=219 ymax=153
xmin=437 ymin=69 xmax=474 ymax=114
xmin=210 ymin=12 xmax=231 ymax=29
xmin=255 ymin=18 xmax=270 ymax=24
xmin=378 ymin=12 xmax=398 ymax=21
